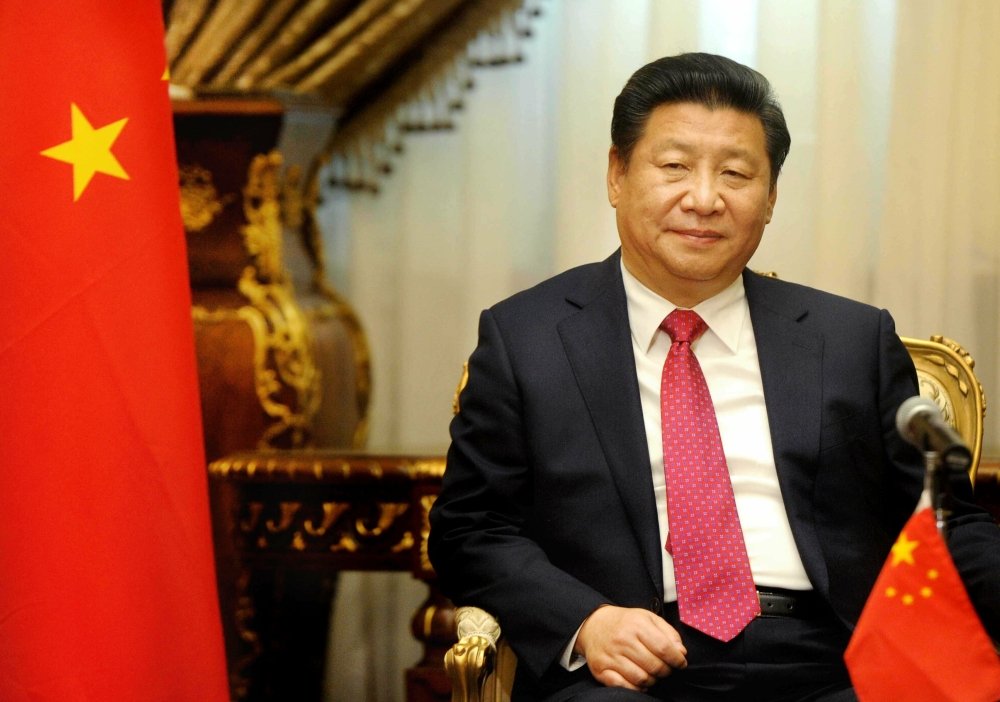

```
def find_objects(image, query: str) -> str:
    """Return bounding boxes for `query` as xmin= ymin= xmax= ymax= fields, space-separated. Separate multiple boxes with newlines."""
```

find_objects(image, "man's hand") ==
xmin=575 ymin=605 xmax=687 ymax=691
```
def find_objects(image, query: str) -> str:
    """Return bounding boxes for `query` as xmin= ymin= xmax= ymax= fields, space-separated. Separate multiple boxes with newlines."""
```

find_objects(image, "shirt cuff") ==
xmin=559 ymin=622 xmax=588 ymax=671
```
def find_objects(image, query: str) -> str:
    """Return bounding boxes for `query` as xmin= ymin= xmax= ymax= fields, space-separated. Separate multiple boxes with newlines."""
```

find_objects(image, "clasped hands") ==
xmin=575 ymin=605 xmax=688 ymax=691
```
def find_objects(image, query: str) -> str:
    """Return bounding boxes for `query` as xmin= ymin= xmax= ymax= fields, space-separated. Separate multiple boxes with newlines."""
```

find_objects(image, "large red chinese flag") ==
xmin=0 ymin=4 xmax=229 ymax=701
xmin=845 ymin=508 xmax=1000 ymax=702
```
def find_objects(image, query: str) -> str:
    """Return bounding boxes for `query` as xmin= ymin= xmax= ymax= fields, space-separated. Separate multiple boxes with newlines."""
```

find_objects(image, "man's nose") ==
xmin=680 ymin=173 xmax=723 ymax=215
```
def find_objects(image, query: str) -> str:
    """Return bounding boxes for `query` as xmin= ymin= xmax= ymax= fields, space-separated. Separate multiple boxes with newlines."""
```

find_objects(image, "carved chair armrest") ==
xmin=445 ymin=606 xmax=506 ymax=702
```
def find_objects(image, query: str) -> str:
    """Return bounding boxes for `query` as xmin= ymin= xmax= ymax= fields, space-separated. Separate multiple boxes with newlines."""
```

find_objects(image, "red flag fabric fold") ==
xmin=845 ymin=508 xmax=1000 ymax=702
xmin=0 ymin=4 xmax=229 ymax=700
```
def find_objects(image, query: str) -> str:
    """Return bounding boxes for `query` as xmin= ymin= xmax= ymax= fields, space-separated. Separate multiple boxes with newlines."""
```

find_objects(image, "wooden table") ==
xmin=208 ymin=450 xmax=453 ymax=702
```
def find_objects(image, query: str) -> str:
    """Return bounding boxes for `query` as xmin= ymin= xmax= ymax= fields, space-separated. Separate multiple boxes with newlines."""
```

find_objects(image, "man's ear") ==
xmin=765 ymin=184 xmax=778 ymax=224
xmin=607 ymin=146 xmax=624 ymax=208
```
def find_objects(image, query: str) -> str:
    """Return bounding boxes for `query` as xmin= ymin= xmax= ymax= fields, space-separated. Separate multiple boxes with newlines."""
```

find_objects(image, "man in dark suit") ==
xmin=428 ymin=53 xmax=1000 ymax=701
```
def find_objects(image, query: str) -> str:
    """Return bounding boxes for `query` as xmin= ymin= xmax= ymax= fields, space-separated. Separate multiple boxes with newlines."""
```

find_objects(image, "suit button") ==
xmin=649 ymin=597 xmax=662 ymax=614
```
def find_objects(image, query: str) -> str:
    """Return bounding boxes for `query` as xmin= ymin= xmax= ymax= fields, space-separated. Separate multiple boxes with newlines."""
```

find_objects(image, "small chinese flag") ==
xmin=845 ymin=508 xmax=1000 ymax=702
xmin=0 ymin=4 xmax=229 ymax=702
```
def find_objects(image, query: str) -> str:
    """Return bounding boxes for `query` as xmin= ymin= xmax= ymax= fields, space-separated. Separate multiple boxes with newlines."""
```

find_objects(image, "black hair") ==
xmin=611 ymin=53 xmax=790 ymax=185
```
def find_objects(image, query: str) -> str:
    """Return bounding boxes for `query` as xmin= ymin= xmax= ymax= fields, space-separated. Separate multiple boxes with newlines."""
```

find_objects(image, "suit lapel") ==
xmin=557 ymin=255 xmax=664 ymax=594
xmin=744 ymin=270 xmax=829 ymax=591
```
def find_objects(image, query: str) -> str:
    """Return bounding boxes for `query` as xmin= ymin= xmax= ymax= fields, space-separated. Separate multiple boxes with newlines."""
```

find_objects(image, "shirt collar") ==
xmin=620 ymin=259 xmax=748 ymax=354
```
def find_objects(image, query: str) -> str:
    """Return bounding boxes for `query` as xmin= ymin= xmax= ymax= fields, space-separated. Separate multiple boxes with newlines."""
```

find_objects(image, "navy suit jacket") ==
xmin=429 ymin=251 xmax=1000 ymax=698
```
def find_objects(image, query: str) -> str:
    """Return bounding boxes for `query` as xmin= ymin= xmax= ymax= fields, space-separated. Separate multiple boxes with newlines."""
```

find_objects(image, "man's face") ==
xmin=608 ymin=101 xmax=777 ymax=307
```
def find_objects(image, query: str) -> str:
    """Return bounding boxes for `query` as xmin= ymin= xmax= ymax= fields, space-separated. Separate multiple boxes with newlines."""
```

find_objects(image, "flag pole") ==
xmin=923 ymin=450 xmax=948 ymax=537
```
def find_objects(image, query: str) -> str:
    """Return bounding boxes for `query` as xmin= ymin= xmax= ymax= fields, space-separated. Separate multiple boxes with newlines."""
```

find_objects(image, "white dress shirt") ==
xmin=621 ymin=261 xmax=811 ymax=599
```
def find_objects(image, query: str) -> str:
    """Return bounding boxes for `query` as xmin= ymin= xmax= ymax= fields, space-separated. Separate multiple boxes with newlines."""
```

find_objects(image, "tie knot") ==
xmin=662 ymin=309 xmax=707 ymax=344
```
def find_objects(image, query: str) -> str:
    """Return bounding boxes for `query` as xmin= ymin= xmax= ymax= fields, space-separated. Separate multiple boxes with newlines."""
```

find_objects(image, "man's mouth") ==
xmin=673 ymin=229 xmax=723 ymax=242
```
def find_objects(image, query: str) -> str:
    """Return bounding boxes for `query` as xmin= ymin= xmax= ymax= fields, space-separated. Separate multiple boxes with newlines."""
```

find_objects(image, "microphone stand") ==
xmin=923 ymin=450 xmax=948 ymax=537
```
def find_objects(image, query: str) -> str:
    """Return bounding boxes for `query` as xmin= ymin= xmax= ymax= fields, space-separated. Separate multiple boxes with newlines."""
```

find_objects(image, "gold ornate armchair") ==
xmin=902 ymin=335 xmax=987 ymax=476
xmin=442 ymin=334 xmax=987 ymax=702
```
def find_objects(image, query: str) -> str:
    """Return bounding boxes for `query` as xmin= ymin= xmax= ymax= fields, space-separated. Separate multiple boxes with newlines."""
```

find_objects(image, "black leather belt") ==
xmin=756 ymin=587 xmax=822 ymax=619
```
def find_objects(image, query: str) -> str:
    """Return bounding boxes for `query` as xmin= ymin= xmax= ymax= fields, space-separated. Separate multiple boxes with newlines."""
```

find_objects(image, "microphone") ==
xmin=895 ymin=396 xmax=972 ymax=471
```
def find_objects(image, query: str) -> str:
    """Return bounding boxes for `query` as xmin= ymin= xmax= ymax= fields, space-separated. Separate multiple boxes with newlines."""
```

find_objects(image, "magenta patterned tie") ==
xmin=660 ymin=309 xmax=759 ymax=641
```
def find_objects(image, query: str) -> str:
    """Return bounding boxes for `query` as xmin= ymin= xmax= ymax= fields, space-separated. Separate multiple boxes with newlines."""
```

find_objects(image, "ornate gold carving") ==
xmin=235 ymin=268 xmax=321 ymax=447
xmin=237 ymin=497 xmax=414 ymax=556
xmin=445 ymin=632 xmax=496 ymax=702
xmin=444 ymin=636 xmax=493 ymax=702
xmin=356 ymin=503 xmax=409 ymax=538
xmin=191 ymin=147 xmax=325 ymax=450
xmin=419 ymin=493 xmax=436 ymax=575
xmin=914 ymin=338 xmax=985 ymax=431
xmin=404 ymin=458 xmax=447 ymax=480
xmin=422 ymin=603 xmax=439 ymax=639
xmin=179 ymin=164 xmax=231 ymax=232
xmin=926 ymin=335 xmax=988 ymax=416
xmin=931 ymin=334 xmax=978 ymax=369
xmin=903 ymin=334 xmax=987 ymax=479
xmin=917 ymin=373 xmax=958 ymax=428
xmin=242 ymin=151 xmax=285 ymax=282
xmin=922 ymin=351 xmax=970 ymax=397
xmin=265 ymin=502 xmax=301 ymax=533
xmin=208 ymin=454 xmax=445 ymax=481
xmin=192 ymin=268 xmax=321 ymax=450
xmin=444 ymin=607 xmax=511 ymax=702
xmin=391 ymin=531 xmax=415 ymax=554
xmin=286 ymin=160 xmax=372 ymax=449
xmin=330 ymin=534 xmax=359 ymax=553
xmin=455 ymin=606 xmax=501 ymax=645
xmin=303 ymin=502 xmax=351 ymax=536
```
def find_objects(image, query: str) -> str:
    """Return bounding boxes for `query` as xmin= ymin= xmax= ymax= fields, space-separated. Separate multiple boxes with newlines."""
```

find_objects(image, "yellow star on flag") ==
xmin=41 ymin=103 xmax=129 ymax=201
xmin=890 ymin=530 xmax=919 ymax=567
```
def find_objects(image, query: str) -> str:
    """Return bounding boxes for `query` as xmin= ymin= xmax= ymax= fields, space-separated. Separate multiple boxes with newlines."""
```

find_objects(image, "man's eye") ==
xmin=723 ymin=169 xmax=748 ymax=178
xmin=664 ymin=162 xmax=686 ymax=171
